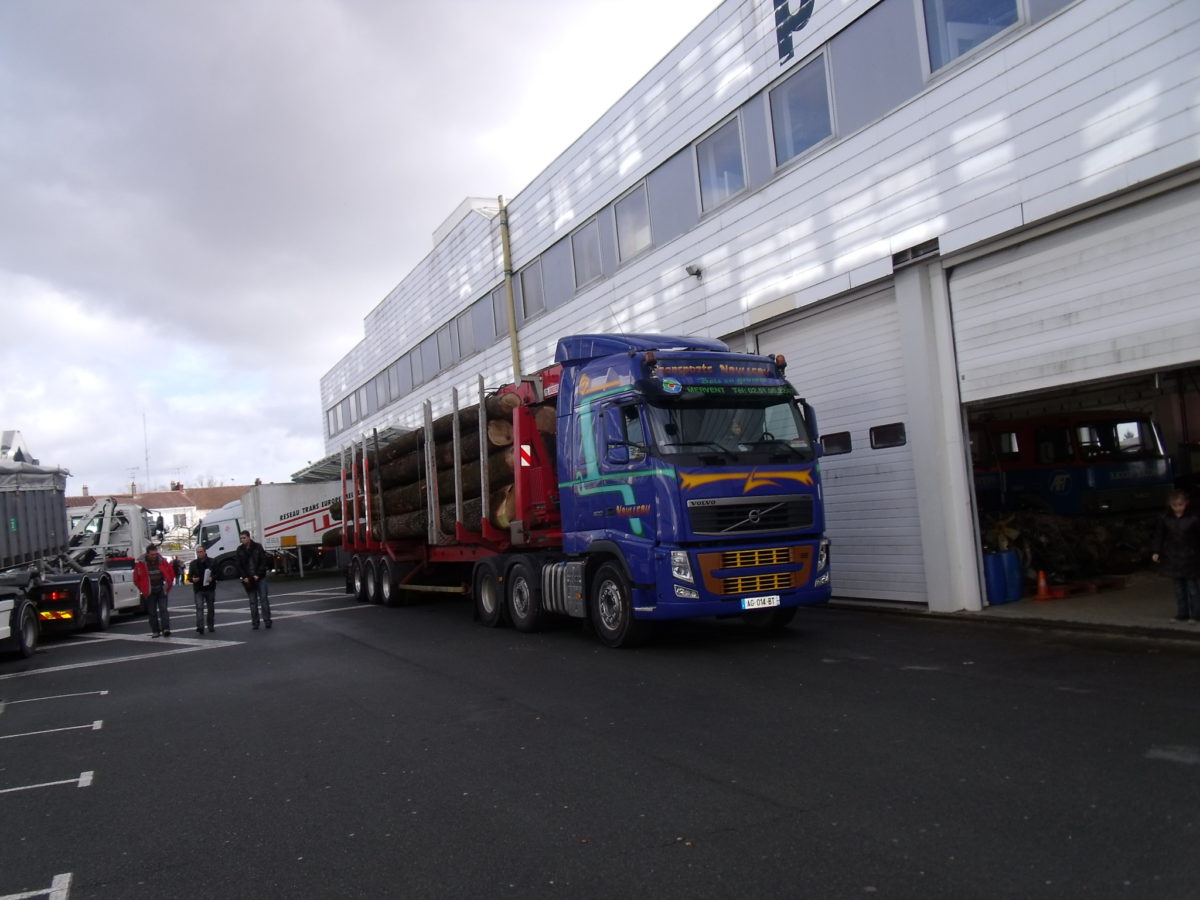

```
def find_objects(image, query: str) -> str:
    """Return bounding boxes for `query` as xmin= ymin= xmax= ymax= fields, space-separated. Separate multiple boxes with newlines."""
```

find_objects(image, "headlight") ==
xmin=670 ymin=550 xmax=693 ymax=583
xmin=817 ymin=539 xmax=829 ymax=571
xmin=674 ymin=584 xmax=699 ymax=599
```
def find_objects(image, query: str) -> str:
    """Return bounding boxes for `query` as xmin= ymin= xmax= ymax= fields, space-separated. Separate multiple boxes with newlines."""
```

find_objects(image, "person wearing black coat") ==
xmin=1151 ymin=490 xmax=1200 ymax=622
xmin=188 ymin=546 xmax=218 ymax=634
xmin=235 ymin=530 xmax=273 ymax=629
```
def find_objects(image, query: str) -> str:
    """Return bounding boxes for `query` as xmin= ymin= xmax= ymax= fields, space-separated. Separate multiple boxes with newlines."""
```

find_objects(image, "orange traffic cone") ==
xmin=1034 ymin=570 xmax=1053 ymax=601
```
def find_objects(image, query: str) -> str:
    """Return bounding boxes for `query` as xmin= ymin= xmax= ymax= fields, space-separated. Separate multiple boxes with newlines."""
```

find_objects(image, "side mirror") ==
xmin=606 ymin=442 xmax=631 ymax=465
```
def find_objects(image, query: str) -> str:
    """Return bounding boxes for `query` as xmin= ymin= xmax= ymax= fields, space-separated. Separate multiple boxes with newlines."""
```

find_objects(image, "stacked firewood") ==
xmin=325 ymin=392 xmax=557 ymax=544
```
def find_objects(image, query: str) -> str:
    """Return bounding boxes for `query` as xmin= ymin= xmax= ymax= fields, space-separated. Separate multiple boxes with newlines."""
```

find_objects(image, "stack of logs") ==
xmin=325 ymin=392 xmax=556 ymax=545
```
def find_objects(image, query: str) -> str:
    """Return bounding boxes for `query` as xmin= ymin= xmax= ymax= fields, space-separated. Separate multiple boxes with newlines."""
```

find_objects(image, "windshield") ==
xmin=644 ymin=396 xmax=815 ymax=462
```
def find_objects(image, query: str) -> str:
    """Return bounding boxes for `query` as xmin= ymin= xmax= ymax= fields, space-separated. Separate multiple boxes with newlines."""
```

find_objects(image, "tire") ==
xmin=351 ymin=556 xmax=367 ymax=603
xmin=742 ymin=606 xmax=798 ymax=631
xmin=217 ymin=558 xmax=239 ymax=581
xmin=15 ymin=599 xmax=38 ymax=658
xmin=473 ymin=557 xmax=505 ymax=627
xmin=93 ymin=583 xmax=113 ymax=631
xmin=589 ymin=561 xmax=651 ymax=649
xmin=380 ymin=560 xmax=400 ymax=607
xmin=364 ymin=557 xmax=382 ymax=605
xmin=506 ymin=557 xmax=543 ymax=633
xmin=74 ymin=586 xmax=90 ymax=633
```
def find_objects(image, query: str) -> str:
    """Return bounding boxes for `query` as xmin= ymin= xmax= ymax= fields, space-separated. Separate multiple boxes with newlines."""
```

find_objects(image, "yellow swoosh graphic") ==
xmin=679 ymin=468 xmax=813 ymax=492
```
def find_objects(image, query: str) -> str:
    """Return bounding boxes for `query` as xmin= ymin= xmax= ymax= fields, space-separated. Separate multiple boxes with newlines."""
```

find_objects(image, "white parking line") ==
xmin=0 ymin=772 xmax=92 ymax=795
xmin=2 ymin=691 xmax=108 ymax=705
xmin=0 ymin=720 xmax=102 ymax=741
xmin=0 ymin=872 xmax=72 ymax=900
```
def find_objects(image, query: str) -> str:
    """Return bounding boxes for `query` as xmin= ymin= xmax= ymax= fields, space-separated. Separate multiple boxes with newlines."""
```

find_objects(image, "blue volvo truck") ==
xmin=340 ymin=333 xmax=831 ymax=647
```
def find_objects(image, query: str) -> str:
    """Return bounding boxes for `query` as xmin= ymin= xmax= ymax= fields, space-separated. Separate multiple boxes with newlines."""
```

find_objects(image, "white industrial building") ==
xmin=319 ymin=0 xmax=1200 ymax=613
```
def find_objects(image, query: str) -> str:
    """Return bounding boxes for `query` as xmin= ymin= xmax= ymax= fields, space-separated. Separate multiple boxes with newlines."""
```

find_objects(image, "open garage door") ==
xmin=949 ymin=182 xmax=1200 ymax=405
xmin=755 ymin=287 xmax=928 ymax=603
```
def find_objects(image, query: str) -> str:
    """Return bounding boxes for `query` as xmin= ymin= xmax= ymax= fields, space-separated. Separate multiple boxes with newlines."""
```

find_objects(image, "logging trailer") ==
xmin=337 ymin=333 xmax=832 ymax=647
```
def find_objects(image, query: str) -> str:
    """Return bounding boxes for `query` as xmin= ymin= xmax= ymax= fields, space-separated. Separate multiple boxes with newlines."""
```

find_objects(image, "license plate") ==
xmin=741 ymin=594 xmax=781 ymax=610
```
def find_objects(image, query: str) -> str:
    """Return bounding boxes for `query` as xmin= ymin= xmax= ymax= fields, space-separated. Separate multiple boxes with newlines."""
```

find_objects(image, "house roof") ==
xmin=66 ymin=484 xmax=253 ymax=511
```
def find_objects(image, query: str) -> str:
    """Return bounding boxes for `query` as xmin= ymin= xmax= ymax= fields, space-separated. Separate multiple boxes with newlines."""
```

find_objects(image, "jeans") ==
xmin=194 ymin=587 xmax=215 ymax=630
xmin=244 ymin=575 xmax=271 ymax=626
xmin=1172 ymin=577 xmax=1200 ymax=619
xmin=147 ymin=588 xmax=170 ymax=635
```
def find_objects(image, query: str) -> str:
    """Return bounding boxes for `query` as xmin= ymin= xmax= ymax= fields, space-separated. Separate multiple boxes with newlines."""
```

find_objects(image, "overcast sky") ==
xmin=0 ymin=0 xmax=718 ymax=496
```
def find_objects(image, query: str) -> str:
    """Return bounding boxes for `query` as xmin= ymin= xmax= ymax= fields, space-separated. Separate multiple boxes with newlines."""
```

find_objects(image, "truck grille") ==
xmin=695 ymin=544 xmax=814 ymax=597
xmin=687 ymin=495 xmax=813 ymax=535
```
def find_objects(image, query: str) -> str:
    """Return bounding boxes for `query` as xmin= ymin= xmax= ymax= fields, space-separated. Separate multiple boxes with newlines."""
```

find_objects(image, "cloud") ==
xmin=0 ymin=0 xmax=716 ymax=495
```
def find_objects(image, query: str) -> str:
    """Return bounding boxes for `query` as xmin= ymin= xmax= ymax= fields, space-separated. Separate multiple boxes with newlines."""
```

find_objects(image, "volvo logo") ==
xmin=747 ymin=508 xmax=763 ymax=524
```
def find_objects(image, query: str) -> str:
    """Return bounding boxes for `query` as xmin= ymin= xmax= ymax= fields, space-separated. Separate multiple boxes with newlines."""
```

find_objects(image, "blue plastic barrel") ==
xmin=1001 ymin=550 xmax=1023 ymax=602
xmin=984 ymin=552 xmax=1008 ymax=605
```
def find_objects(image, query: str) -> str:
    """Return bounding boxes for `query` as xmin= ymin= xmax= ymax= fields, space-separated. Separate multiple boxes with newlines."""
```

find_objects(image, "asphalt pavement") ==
xmin=2 ymin=572 xmax=1199 ymax=899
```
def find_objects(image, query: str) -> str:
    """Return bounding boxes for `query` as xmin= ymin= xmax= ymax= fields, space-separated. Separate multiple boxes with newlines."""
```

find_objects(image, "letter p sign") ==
xmin=774 ymin=0 xmax=816 ymax=64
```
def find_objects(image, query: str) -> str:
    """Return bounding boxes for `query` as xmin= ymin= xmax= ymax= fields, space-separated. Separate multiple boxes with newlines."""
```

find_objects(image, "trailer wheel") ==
xmin=364 ymin=558 xmax=383 ymax=605
xmin=15 ymin=599 xmax=38 ymax=658
xmin=92 ymin=583 xmax=113 ymax=631
xmin=473 ymin=558 xmax=505 ymax=627
xmin=742 ymin=606 xmax=797 ymax=631
xmin=506 ymin=558 xmax=543 ymax=633
xmin=351 ymin=556 xmax=367 ymax=602
xmin=589 ymin=562 xmax=651 ymax=649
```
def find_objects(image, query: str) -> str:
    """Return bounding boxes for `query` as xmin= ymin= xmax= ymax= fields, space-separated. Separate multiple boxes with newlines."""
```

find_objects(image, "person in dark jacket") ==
xmin=1151 ymin=489 xmax=1200 ymax=622
xmin=133 ymin=543 xmax=175 ymax=637
xmin=235 ymin=530 xmax=272 ymax=629
xmin=188 ymin=546 xmax=218 ymax=634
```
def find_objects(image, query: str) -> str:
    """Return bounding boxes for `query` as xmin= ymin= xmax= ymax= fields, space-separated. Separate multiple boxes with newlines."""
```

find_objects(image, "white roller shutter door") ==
xmin=951 ymin=183 xmax=1200 ymax=404
xmin=756 ymin=287 xmax=927 ymax=603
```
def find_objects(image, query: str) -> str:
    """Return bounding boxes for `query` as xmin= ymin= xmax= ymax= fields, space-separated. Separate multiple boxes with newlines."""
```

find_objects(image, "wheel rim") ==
xmin=381 ymin=568 xmax=393 ymax=604
xmin=597 ymin=580 xmax=623 ymax=632
xmin=352 ymin=559 xmax=364 ymax=596
xmin=480 ymin=575 xmax=499 ymax=615
xmin=365 ymin=561 xmax=377 ymax=602
xmin=99 ymin=588 xmax=112 ymax=628
xmin=511 ymin=577 xmax=531 ymax=619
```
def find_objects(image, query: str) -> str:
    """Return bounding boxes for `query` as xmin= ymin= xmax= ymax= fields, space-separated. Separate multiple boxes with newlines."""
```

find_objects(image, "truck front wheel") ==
xmin=506 ymin=558 xmax=543 ymax=633
xmin=589 ymin=562 xmax=651 ymax=649
xmin=217 ymin=559 xmax=239 ymax=581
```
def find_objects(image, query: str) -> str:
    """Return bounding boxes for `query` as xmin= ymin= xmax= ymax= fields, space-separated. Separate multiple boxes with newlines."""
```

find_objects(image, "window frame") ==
xmin=571 ymin=218 xmax=603 ymax=289
xmin=519 ymin=260 xmax=545 ymax=319
xmin=870 ymin=422 xmax=908 ymax=449
xmin=918 ymin=0 xmax=1022 ymax=75
xmin=694 ymin=115 xmax=747 ymax=214
xmin=767 ymin=50 xmax=834 ymax=169
xmin=614 ymin=183 xmax=652 ymax=262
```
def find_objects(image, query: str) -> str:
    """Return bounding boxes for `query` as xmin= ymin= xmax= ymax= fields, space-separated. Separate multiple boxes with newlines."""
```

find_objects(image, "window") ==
xmin=1034 ymin=427 xmax=1072 ymax=464
xmin=348 ymin=392 xmax=359 ymax=423
xmin=327 ymin=407 xmax=339 ymax=437
xmin=173 ymin=513 xmax=188 ymax=529
xmin=996 ymin=431 xmax=1019 ymax=459
xmin=870 ymin=422 xmax=907 ymax=449
xmin=769 ymin=55 xmax=832 ymax=166
xmin=436 ymin=324 xmax=455 ymax=369
xmin=338 ymin=398 xmax=351 ymax=431
xmin=696 ymin=118 xmax=745 ymax=212
xmin=572 ymin=219 xmax=602 ymax=287
xmin=615 ymin=184 xmax=652 ymax=261
xmin=621 ymin=404 xmax=647 ymax=461
xmin=923 ymin=0 xmax=1018 ymax=71
xmin=374 ymin=371 xmax=390 ymax=408
xmin=821 ymin=431 xmax=852 ymax=456
xmin=520 ymin=262 xmax=545 ymax=319
xmin=456 ymin=311 xmax=475 ymax=358
xmin=490 ymin=287 xmax=509 ymax=340
xmin=420 ymin=335 xmax=440 ymax=381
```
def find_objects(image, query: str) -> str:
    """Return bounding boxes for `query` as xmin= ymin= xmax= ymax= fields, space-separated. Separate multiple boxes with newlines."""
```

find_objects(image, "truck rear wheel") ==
xmin=364 ymin=558 xmax=382 ymax=604
xmin=473 ymin=558 xmax=505 ymax=627
xmin=92 ymin=583 xmax=113 ymax=631
xmin=351 ymin=556 xmax=367 ymax=602
xmin=15 ymin=599 xmax=38 ymax=658
xmin=506 ymin=558 xmax=543 ymax=633
xmin=589 ymin=562 xmax=651 ymax=649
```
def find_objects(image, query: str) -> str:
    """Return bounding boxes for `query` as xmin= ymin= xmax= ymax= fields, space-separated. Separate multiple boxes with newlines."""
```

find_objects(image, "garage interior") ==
xmin=968 ymin=365 xmax=1200 ymax=630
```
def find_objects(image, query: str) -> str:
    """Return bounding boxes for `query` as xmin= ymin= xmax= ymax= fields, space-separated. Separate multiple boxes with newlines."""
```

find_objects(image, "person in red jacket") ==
xmin=134 ymin=543 xmax=176 ymax=637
